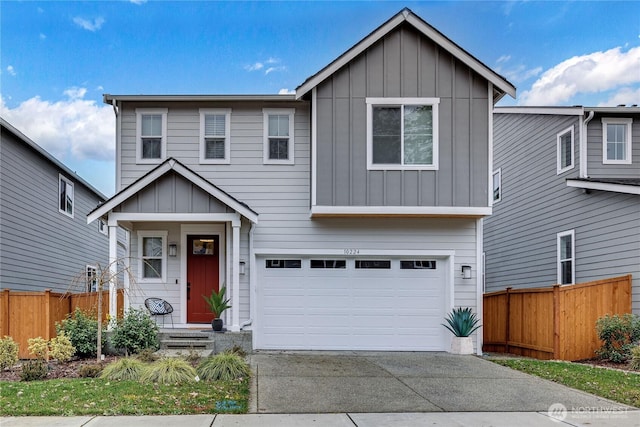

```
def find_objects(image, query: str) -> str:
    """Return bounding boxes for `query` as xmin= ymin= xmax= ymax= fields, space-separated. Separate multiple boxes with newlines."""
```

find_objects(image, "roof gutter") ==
xmin=580 ymin=110 xmax=595 ymax=178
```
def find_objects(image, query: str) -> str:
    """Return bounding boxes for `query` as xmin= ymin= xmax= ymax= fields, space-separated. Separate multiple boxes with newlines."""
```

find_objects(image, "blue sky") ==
xmin=2 ymin=1 xmax=639 ymax=196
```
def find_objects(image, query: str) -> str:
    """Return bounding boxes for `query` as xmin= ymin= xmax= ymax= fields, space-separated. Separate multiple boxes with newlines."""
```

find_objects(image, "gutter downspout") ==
xmin=581 ymin=110 xmax=595 ymax=178
xmin=242 ymin=222 xmax=256 ymax=331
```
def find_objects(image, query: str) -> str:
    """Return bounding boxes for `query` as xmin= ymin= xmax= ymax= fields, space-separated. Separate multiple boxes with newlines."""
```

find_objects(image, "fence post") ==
xmin=44 ymin=289 xmax=52 ymax=341
xmin=1 ymin=289 xmax=9 ymax=336
xmin=553 ymin=285 xmax=560 ymax=359
xmin=505 ymin=287 xmax=511 ymax=354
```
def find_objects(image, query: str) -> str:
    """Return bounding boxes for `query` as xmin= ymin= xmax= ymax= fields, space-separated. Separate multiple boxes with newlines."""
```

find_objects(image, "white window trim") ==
xmin=492 ymin=168 xmax=502 ymax=203
xmin=557 ymin=229 xmax=575 ymax=285
xmin=366 ymin=97 xmax=440 ymax=171
xmin=136 ymin=108 xmax=168 ymax=164
xmin=263 ymin=108 xmax=295 ymax=165
xmin=556 ymin=125 xmax=575 ymax=174
xmin=58 ymin=174 xmax=74 ymax=218
xmin=86 ymin=265 xmax=98 ymax=292
xmin=602 ymin=118 xmax=632 ymax=165
xmin=199 ymin=108 xmax=231 ymax=164
xmin=137 ymin=230 xmax=168 ymax=283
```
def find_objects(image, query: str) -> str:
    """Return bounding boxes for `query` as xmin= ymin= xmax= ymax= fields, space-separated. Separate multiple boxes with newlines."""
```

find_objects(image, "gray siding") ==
xmin=315 ymin=24 xmax=490 ymax=208
xmin=0 ymin=128 xmax=109 ymax=293
xmin=586 ymin=112 xmax=640 ymax=178
xmin=485 ymin=113 xmax=640 ymax=314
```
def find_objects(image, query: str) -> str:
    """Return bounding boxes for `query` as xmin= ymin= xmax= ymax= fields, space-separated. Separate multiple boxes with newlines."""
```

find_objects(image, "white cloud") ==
xmin=265 ymin=66 xmax=286 ymax=75
xmin=598 ymin=87 xmax=640 ymax=107
xmin=519 ymin=46 xmax=640 ymax=105
xmin=6 ymin=65 xmax=16 ymax=76
xmin=494 ymin=55 xmax=542 ymax=84
xmin=39 ymin=33 xmax=47 ymax=40
xmin=278 ymin=88 xmax=295 ymax=95
xmin=0 ymin=88 xmax=115 ymax=161
xmin=130 ymin=0 xmax=147 ymax=4
xmin=73 ymin=16 xmax=105 ymax=32
xmin=245 ymin=62 xmax=264 ymax=72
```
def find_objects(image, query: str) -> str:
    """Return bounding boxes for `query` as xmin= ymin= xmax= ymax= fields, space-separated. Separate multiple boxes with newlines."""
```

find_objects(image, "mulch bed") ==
xmin=0 ymin=356 xmax=119 ymax=382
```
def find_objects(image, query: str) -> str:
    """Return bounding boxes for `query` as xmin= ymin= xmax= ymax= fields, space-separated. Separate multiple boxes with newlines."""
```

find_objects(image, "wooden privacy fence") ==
xmin=0 ymin=289 xmax=124 ymax=359
xmin=483 ymin=275 xmax=632 ymax=361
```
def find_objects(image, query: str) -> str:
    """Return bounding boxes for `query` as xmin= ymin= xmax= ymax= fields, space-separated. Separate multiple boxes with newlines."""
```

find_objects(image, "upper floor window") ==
xmin=98 ymin=219 xmax=108 ymax=235
xmin=557 ymin=125 xmax=574 ymax=174
xmin=138 ymin=231 xmax=167 ymax=282
xmin=263 ymin=108 xmax=295 ymax=165
xmin=366 ymin=97 xmax=439 ymax=170
xmin=602 ymin=118 xmax=632 ymax=164
xmin=136 ymin=108 xmax=167 ymax=164
xmin=200 ymin=109 xmax=231 ymax=164
xmin=557 ymin=230 xmax=575 ymax=285
xmin=492 ymin=169 xmax=501 ymax=203
xmin=59 ymin=175 xmax=74 ymax=218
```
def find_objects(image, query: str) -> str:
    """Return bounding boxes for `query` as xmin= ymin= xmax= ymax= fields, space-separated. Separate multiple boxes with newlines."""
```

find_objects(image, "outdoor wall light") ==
xmin=461 ymin=265 xmax=472 ymax=279
xmin=168 ymin=242 xmax=178 ymax=257
xmin=239 ymin=261 xmax=246 ymax=275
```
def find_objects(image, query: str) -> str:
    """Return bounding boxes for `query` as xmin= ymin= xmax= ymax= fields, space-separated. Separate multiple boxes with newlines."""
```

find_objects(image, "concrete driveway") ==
xmin=248 ymin=352 xmax=629 ymax=413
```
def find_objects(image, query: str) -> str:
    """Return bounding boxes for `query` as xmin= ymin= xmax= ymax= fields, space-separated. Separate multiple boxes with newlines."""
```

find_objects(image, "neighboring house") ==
xmin=485 ymin=106 xmax=640 ymax=314
xmin=89 ymin=8 xmax=515 ymax=353
xmin=0 ymin=117 xmax=110 ymax=294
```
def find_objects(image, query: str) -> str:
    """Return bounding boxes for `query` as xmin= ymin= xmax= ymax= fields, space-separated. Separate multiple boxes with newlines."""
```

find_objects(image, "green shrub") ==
xmin=141 ymin=357 xmax=198 ymax=385
xmin=630 ymin=346 xmax=640 ymax=371
xmin=78 ymin=363 xmax=103 ymax=378
xmin=100 ymin=357 xmax=146 ymax=381
xmin=0 ymin=336 xmax=19 ymax=370
xmin=196 ymin=352 xmax=250 ymax=382
xmin=595 ymin=313 xmax=640 ymax=363
xmin=49 ymin=333 xmax=75 ymax=362
xmin=20 ymin=360 xmax=48 ymax=381
xmin=110 ymin=308 xmax=159 ymax=356
xmin=27 ymin=337 xmax=48 ymax=360
xmin=135 ymin=348 xmax=159 ymax=363
xmin=57 ymin=308 xmax=102 ymax=358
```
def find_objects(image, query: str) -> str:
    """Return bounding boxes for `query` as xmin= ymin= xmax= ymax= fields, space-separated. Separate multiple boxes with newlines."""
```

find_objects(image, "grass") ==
xmin=492 ymin=358 xmax=640 ymax=408
xmin=0 ymin=377 xmax=249 ymax=416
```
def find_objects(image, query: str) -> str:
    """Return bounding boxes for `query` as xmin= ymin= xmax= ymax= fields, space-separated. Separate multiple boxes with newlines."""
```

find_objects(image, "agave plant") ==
xmin=442 ymin=307 xmax=481 ymax=337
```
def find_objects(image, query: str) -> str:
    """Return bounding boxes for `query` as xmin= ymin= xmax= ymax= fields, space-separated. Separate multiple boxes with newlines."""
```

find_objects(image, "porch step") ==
xmin=158 ymin=331 xmax=215 ymax=351
xmin=155 ymin=349 xmax=214 ymax=358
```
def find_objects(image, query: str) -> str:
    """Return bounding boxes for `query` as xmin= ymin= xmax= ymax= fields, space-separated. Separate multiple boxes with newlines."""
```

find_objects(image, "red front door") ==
xmin=187 ymin=235 xmax=220 ymax=323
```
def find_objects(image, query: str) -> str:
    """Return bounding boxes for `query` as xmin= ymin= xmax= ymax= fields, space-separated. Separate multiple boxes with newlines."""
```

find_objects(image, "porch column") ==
xmin=108 ymin=223 xmax=119 ymax=325
xmin=231 ymin=219 xmax=241 ymax=331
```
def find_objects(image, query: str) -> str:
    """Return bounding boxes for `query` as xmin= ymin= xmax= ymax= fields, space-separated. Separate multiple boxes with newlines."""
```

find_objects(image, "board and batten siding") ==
xmin=485 ymin=113 xmax=640 ymax=314
xmin=0 ymin=128 xmax=109 ymax=293
xmin=315 ymin=24 xmax=490 ymax=208
xmin=586 ymin=111 xmax=640 ymax=178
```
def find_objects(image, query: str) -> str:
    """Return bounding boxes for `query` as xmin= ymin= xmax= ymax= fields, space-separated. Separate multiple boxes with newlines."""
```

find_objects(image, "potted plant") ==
xmin=203 ymin=286 xmax=231 ymax=332
xmin=442 ymin=307 xmax=481 ymax=355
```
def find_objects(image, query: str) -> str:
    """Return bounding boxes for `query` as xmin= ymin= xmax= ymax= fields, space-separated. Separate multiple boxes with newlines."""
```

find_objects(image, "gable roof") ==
xmin=87 ymin=158 xmax=259 ymax=224
xmin=0 ymin=117 xmax=107 ymax=200
xmin=296 ymin=8 xmax=516 ymax=102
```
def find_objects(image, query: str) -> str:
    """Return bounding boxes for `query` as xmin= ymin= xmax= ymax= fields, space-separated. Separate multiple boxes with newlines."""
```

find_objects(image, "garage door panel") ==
xmin=257 ymin=256 xmax=449 ymax=351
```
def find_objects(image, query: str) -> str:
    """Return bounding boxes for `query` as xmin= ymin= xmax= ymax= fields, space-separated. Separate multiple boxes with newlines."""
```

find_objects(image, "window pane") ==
xmin=404 ymin=105 xmax=433 ymax=165
xmin=265 ymin=259 xmax=301 ymax=268
xmin=269 ymin=115 xmax=289 ymax=137
xmin=355 ymin=260 xmax=391 ymax=269
xmin=372 ymin=106 xmax=401 ymax=164
xmin=607 ymin=124 xmax=626 ymax=160
xmin=560 ymin=235 xmax=572 ymax=260
xmin=65 ymin=183 xmax=73 ymax=214
xmin=142 ymin=114 xmax=162 ymax=136
xmin=310 ymin=260 xmax=347 ymax=269
xmin=205 ymin=138 xmax=226 ymax=159
xmin=400 ymin=260 xmax=436 ymax=269
xmin=493 ymin=172 xmax=500 ymax=201
xmin=560 ymin=260 xmax=572 ymax=284
xmin=142 ymin=138 xmax=161 ymax=159
xmin=59 ymin=179 xmax=66 ymax=211
xmin=143 ymin=237 xmax=163 ymax=257
xmin=205 ymin=114 xmax=225 ymax=136
xmin=561 ymin=133 xmax=572 ymax=167
xmin=143 ymin=259 xmax=162 ymax=278
xmin=269 ymin=138 xmax=289 ymax=160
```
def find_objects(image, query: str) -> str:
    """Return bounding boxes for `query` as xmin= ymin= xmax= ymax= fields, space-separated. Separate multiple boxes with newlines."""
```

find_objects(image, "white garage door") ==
xmin=256 ymin=256 xmax=449 ymax=351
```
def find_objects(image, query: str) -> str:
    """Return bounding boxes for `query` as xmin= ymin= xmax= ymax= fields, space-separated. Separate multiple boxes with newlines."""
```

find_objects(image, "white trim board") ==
xmin=310 ymin=206 xmax=492 ymax=217
xmin=566 ymin=180 xmax=640 ymax=195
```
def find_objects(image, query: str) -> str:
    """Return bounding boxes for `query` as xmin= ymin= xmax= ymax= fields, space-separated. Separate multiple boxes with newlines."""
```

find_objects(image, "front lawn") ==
xmin=0 ymin=377 xmax=248 ymax=416
xmin=492 ymin=358 xmax=640 ymax=408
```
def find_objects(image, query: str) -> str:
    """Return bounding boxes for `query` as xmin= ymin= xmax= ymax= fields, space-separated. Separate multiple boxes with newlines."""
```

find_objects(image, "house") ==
xmin=0 ymin=117 xmax=110 ymax=294
xmin=484 ymin=106 xmax=640 ymax=314
xmin=88 ymin=8 xmax=515 ymax=353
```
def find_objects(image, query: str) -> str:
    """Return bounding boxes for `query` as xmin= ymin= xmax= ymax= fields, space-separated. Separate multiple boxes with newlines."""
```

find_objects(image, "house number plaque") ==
xmin=344 ymin=249 xmax=360 ymax=255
